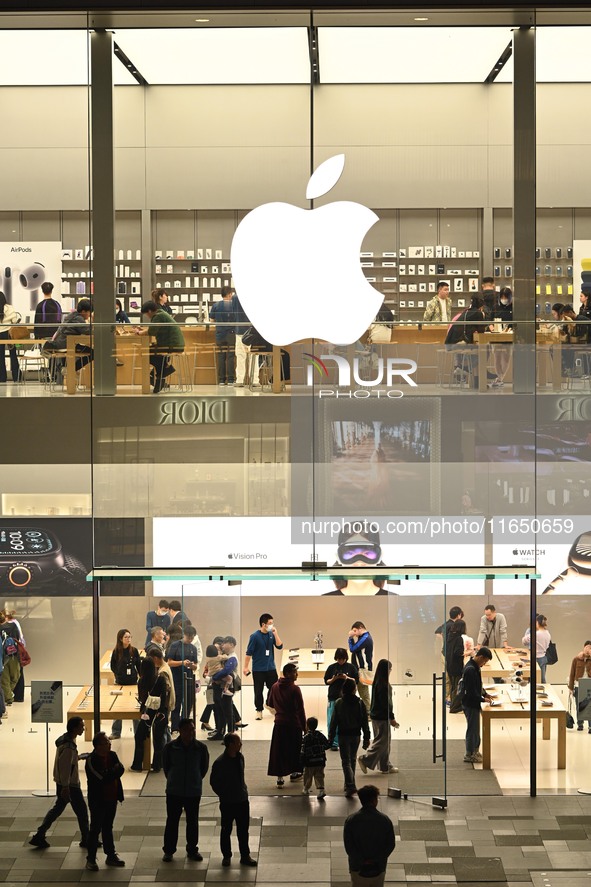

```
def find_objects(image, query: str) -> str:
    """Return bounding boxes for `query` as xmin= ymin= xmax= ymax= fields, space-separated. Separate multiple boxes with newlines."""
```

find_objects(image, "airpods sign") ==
xmin=0 ymin=242 xmax=63 ymax=321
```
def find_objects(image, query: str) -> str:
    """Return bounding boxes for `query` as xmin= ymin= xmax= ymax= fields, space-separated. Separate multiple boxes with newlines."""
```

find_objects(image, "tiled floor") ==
xmin=4 ymin=794 xmax=591 ymax=885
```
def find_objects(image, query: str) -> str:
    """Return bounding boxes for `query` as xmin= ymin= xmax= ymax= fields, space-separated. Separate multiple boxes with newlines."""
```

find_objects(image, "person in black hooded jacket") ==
xmin=445 ymin=619 xmax=467 ymax=702
xmin=84 ymin=732 xmax=125 ymax=870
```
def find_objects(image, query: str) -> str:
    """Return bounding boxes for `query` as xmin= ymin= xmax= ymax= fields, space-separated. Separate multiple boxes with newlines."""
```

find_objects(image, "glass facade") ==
xmin=1 ymin=7 xmax=590 ymax=800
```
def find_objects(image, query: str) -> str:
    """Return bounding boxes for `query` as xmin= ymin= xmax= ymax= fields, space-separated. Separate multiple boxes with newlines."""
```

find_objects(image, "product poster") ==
xmin=0 ymin=518 xmax=91 ymax=596
xmin=0 ymin=242 xmax=64 ymax=322
xmin=31 ymin=680 xmax=63 ymax=723
xmin=573 ymin=240 xmax=591 ymax=305
xmin=152 ymin=515 xmax=484 ymax=597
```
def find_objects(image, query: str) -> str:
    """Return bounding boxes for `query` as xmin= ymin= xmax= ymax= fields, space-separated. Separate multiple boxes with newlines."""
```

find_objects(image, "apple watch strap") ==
xmin=542 ymin=566 xmax=591 ymax=594
xmin=60 ymin=552 xmax=89 ymax=591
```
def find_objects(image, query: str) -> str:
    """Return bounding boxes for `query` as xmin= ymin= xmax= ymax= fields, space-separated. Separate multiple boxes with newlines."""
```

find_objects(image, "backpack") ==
xmin=449 ymin=677 xmax=464 ymax=714
xmin=2 ymin=631 xmax=18 ymax=658
xmin=40 ymin=299 xmax=62 ymax=325
xmin=546 ymin=642 xmax=558 ymax=665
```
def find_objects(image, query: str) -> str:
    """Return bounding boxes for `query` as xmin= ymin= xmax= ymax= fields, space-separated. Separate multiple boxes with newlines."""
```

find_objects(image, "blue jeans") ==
xmin=462 ymin=705 xmax=481 ymax=755
xmin=327 ymin=700 xmax=339 ymax=748
xmin=537 ymin=656 xmax=547 ymax=683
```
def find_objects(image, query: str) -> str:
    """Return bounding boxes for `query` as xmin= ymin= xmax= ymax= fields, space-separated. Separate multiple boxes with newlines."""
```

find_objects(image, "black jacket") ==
xmin=445 ymin=632 xmax=465 ymax=678
xmin=85 ymin=750 xmax=124 ymax=806
xmin=110 ymin=646 xmax=142 ymax=686
xmin=343 ymin=806 xmax=396 ymax=876
xmin=210 ymin=750 xmax=248 ymax=803
xmin=324 ymin=663 xmax=359 ymax=701
xmin=162 ymin=737 xmax=209 ymax=797
xmin=445 ymin=306 xmax=485 ymax=345
xmin=328 ymin=696 xmax=370 ymax=745
xmin=461 ymin=657 xmax=484 ymax=709
xmin=369 ymin=681 xmax=394 ymax=721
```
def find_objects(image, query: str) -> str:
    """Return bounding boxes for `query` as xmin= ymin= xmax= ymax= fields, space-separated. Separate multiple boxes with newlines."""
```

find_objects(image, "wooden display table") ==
xmin=280 ymin=648 xmax=331 ymax=682
xmin=68 ymin=685 xmax=149 ymax=768
xmin=480 ymin=684 xmax=566 ymax=770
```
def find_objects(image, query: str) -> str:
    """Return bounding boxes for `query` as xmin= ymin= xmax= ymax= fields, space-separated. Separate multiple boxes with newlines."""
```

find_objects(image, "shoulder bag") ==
xmin=17 ymin=640 xmax=31 ymax=667
xmin=546 ymin=641 xmax=558 ymax=665
xmin=358 ymin=667 xmax=374 ymax=686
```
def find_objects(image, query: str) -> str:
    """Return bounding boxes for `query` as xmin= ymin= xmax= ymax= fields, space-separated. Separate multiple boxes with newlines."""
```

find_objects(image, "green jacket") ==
xmin=150 ymin=309 xmax=184 ymax=350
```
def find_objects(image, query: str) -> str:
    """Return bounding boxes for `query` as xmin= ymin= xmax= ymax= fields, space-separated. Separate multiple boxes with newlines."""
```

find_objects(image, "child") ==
xmin=203 ymin=644 xmax=234 ymax=696
xmin=301 ymin=716 xmax=329 ymax=799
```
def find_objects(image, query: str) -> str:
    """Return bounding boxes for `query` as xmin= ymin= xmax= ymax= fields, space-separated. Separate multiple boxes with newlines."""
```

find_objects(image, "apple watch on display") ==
xmin=0 ymin=527 xmax=88 ymax=591
xmin=543 ymin=531 xmax=591 ymax=594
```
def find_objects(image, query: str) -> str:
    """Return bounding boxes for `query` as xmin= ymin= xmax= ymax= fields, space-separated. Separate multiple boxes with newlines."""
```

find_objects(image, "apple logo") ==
xmin=230 ymin=154 xmax=383 ymax=346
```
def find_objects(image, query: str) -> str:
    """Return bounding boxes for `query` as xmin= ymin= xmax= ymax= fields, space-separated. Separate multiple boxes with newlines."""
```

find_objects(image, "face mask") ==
xmin=266 ymin=623 xmax=274 ymax=631
xmin=500 ymin=299 xmax=509 ymax=305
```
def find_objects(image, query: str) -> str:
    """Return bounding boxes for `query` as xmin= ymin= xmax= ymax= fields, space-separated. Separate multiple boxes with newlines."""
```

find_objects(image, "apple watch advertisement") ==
xmin=0 ymin=518 xmax=91 ymax=596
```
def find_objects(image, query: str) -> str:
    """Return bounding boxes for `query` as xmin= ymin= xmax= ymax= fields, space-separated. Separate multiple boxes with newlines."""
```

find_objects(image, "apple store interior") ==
xmin=4 ymin=4 xmax=591 ymax=824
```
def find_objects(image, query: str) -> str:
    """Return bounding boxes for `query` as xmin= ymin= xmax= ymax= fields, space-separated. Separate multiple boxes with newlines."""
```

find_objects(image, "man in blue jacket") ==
xmin=162 ymin=719 xmax=209 ymax=863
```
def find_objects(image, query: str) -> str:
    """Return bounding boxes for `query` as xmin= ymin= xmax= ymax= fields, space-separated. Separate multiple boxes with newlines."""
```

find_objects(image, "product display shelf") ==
xmin=153 ymin=252 xmax=233 ymax=320
xmin=61 ymin=251 xmax=142 ymax=313
xmin=494 ymin=244 xmax=575 ymax=305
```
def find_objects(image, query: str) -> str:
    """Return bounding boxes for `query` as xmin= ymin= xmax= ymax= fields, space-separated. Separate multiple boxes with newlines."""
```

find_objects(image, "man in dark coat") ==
xmin=84 ymin=732 xmax=125 ymax=870
xmin=210 ymin=733 xmax=257 ymax=867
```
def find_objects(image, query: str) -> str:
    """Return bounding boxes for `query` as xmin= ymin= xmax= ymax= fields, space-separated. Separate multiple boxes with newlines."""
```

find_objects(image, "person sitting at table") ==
xmin=152 ymin=288 xmax=174 ymax=316
xmin=139 ymin=299 xmax=185 ymax=394
xmin=444 ymin=295 xmax=496 ymax=389
xmin=43 ymin=298 xmax=93 ymax=382
xmin=115 ymin=299 xmax=130 ymax=324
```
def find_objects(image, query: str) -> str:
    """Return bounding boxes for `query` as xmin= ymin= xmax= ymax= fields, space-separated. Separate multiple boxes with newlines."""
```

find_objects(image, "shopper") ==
xmin=34 ymin=281 xmax=62 ymax=339
xmin=444 ymin=295 xmax=494 ymax=387
xmin=348 ymin=622 xmax=373 ymax=713
xmin=491 ymin=286 xmax=513 ymax=387
xmin=532 ymin=615 xmax=552 ymax=683
xmin=324 ymin=648 xmax=359 ymax=751
xmin=267 ymin=662 xmax=306 ymax=788
xmin=145 ymin=601 xmax=171 ymax=647
xmin=0 ymin=292 xmax=21 ymax=382
xmin=357 ymin=659 xmax=399 ymax=777
xmin=43 ymin=298 xmax=93 ymax=380
xmin=109 ymin=628 xmax=141 ymax=739
xmin=209 ymin=285 xmax=237 ymax=385
xmin=152 ymin=288 xmax=173 ymax=316
xmin=115 ymin=299 xmax=130 ymax=324
xmin=84 ymin=732 xmax=125 ymax=871
xmin=301 ymin=716 xmax=329 ymax=799
xmin=461 ymin=647 xmax=494 ymax=763
xmin=168 ymin=600 xmax=189 ymax=628
xmin=476 ymin=604 xmax=509 ymax=650
xmin=435 ymin=606 xmax=464 ymax=700
xmin=210 ymin=733 xmax=257 ymax=867
xmin=446 ymin=619 xmax=467 ymax=703
xmin=209 ymin=636 xmax=239 ymax=741
xmin=0 ymin=612 xmax=21 ymax=705
xmin=243 ymin=613 xmax=283 ymax=720
xmin=145 ymin=625 xmax=166 ymax=657
xmin=167 ymin=624 xmax=201 ymax=733
xmin=343 ymin=784 xmax=395 ymax=887
xmin=161 ymin=718 xmax=209 ymax=863
xmin=568 ymin=641 xmax=591 ymax=731
xmin=29 ymin=716 xmax=89 ymax=849
xmin=138 ymin=300 xmax=185 ymax=393
xmin=130 ymin=654 xmax=171 ymax=773
xmin=327 ymin=678 xmax=368 ymax=797
xmin=423 ymin=280 xmax=452 ymax=324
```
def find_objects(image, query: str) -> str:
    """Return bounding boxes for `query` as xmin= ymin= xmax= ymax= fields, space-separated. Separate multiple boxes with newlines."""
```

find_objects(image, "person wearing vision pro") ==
xmin=325 ymin=525 xmax=389 ymax=596
xmin=243 ymin=613 xmax=283 ymax=720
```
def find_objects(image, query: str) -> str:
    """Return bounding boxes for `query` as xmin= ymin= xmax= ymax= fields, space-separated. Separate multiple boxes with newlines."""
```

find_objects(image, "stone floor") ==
xmin=3 ymin=793 xmax=591 ymax=886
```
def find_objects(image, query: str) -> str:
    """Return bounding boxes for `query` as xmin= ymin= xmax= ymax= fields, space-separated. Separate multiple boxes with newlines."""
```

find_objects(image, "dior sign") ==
xmin=158 ymin=399 xmax=228 ymax=425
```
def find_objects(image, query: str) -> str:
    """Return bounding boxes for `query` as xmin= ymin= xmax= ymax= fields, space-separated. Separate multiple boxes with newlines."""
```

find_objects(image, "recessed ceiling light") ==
xmin=414 ymin=17 xmax=429 ymax=22
xmin=195 ymin=18 xmax=210 ymax=22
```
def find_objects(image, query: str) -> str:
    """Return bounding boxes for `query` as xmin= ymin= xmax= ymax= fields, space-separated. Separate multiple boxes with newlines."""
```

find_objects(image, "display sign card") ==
xmin=31 ymin=681 xmax=63 ymax=723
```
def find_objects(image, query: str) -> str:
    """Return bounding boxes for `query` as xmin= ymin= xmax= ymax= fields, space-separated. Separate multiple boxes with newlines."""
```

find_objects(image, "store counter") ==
xmin=280 ymin=648 xmax=331 ymax=682
xmin=68 ymin=685 xmax=149 ymax=767
xmin=480 ymin=683 xmax=566 ymax=770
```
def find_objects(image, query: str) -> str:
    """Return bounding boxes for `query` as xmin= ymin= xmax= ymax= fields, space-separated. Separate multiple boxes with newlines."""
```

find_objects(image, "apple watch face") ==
xmin=0 ymin=528 xmax=58 ymax=557
xmin=569 ymin=532 xmax=591 ymax=573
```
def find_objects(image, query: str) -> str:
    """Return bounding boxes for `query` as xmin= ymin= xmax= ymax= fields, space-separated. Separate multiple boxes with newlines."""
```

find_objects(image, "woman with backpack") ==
xmin=328 ymin=678 xmax=370 ymax=797
xmin=0 ymin=611 xmax=21 ymax=705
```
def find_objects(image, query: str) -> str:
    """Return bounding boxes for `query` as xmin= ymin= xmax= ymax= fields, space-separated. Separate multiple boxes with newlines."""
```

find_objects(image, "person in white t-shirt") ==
xmin=522 ymin=615 xmax=551 ymax=683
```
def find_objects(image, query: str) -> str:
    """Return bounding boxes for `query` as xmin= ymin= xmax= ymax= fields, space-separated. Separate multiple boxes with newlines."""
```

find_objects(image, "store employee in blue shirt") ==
xmin=243 ymin=613 xmax=283 ymax=720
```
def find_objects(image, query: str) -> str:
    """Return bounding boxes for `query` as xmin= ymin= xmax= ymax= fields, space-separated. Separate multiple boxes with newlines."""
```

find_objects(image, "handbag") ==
xmin=17 ymin=640 xmax=31 ymax=667
xmin=145 ymin=682 xmax=161 ymax=711
xmin=358 ymin=668 xmax=374 ymax=686
xmin=546 ymin=642 xmax=558 ymax=665
xmin=232 ymin=673 xmax=242 ymax=692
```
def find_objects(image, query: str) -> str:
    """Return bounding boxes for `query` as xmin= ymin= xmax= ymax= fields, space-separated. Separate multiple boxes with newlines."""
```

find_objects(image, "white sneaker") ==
xmin=255 ymin=712 xmax=263 ymax=720
xmin=357 ymin=756 xmax=368 ymax=774
xmin=471 ymin=751 xmax=483 ymax=763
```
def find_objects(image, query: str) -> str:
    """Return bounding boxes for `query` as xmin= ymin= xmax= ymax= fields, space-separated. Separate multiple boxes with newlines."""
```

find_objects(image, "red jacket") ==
xmin=268 ymin=677 xmax=306 ymax=731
